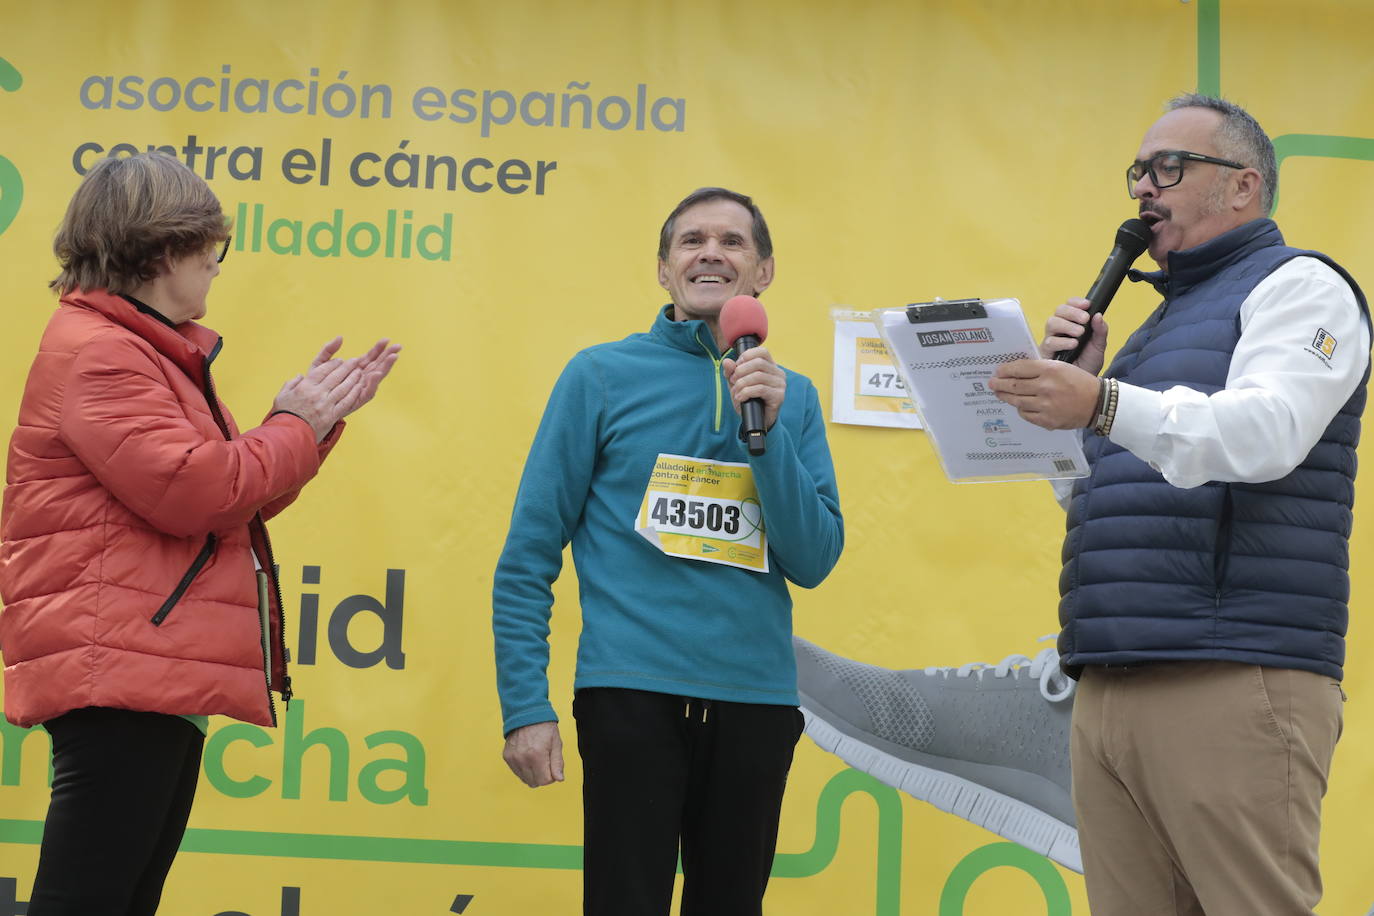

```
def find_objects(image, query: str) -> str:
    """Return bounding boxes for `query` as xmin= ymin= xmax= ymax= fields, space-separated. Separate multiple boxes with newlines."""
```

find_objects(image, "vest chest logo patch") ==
xmin=1313 ymin=328 xmax=1338 ymax=360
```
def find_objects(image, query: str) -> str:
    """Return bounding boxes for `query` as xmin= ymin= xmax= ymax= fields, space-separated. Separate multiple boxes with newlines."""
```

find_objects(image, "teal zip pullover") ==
xmin=493 ymin=305 xmax=844 ymax=734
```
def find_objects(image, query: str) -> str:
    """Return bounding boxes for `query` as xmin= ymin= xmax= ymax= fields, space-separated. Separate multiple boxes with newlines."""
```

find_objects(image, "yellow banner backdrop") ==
xmin=2 ymin=0 xmax=1373 ymax=912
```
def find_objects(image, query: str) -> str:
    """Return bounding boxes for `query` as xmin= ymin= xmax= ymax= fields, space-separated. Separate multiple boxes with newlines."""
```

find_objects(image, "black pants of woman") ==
xmin=27 ymin=707 xmax=204 ymax=916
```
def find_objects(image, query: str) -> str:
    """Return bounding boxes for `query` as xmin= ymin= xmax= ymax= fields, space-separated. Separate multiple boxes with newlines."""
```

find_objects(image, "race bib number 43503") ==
xmin=634 ymin=453 xmax=768 ymax=572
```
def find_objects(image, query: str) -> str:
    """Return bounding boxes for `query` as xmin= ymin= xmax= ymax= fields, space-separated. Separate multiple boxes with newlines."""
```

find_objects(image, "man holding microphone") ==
xmin=989 ymin=95 xmax=1369 ymax=913
xmin=492 ymin=187 xmax=843 ymax=915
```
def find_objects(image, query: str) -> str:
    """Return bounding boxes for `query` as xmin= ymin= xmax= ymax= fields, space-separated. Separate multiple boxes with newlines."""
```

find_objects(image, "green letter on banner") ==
xmin=939 ymin=843 xmax=1071 ymax=916
xmin=0 ymin=57 xmax=24 ymax=238
xmin=203 ymin=723 xmax=273 ymax=798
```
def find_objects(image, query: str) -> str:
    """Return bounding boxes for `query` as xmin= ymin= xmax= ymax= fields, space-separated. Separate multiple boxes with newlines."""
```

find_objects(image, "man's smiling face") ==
xmin=658 ymin=198 xmax=774 ymax=324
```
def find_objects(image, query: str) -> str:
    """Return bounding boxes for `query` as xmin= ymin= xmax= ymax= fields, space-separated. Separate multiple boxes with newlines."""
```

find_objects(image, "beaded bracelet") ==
xmin=1092 ymin=378 xmax=1119 ymax=437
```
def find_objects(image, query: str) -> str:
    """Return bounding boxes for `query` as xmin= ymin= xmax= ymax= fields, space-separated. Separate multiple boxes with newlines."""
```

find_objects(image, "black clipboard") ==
xmin=905 ymin=299 xmax=987 ymax=324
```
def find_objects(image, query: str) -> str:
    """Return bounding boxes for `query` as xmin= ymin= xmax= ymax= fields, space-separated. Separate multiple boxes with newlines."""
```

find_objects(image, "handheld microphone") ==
xmin=1054 ymin=218 xmax=1152 ymax=363
xmin=720 ymin=295 xmax=770 ymax=456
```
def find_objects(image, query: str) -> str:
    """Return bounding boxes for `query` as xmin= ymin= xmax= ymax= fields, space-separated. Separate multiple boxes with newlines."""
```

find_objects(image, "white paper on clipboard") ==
xmin=874 ymin=298 xmax=1089 ymax=483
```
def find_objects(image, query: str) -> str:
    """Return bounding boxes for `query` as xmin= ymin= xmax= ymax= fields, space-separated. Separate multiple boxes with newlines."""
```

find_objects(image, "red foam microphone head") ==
xmin=720 ymin=295 xmax=768 ymax=345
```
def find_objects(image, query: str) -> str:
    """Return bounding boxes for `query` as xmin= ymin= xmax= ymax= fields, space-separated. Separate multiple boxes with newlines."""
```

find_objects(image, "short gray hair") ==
xmin=1166 ymin=93 xmax=1277 ymax=213
xmin=657 ymin=187 xmax=772 ymax=261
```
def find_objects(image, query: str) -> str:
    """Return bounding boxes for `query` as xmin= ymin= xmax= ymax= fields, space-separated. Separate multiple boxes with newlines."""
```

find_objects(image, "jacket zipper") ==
xmin=694 ymin=330 xmax=726 ymax=432
xmin=150 ymin=533 xmax=217 ymax=625
xmin=1213 ymin=485 xmax=1234 ymax=610
xmin=202 ymin=339 xmax=286 ymax=726
xmin=256 ymin=517 xmax=293 ymax=719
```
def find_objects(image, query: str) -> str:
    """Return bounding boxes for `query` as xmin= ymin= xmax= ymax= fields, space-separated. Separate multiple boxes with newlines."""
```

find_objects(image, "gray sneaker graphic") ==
xmin=794 ymin=635 xmax=1080 ymax=873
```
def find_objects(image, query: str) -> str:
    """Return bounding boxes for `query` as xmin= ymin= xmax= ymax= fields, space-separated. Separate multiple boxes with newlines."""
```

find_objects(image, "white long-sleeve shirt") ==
xmin=1055 ymin=256 xmax=1369 ymax=504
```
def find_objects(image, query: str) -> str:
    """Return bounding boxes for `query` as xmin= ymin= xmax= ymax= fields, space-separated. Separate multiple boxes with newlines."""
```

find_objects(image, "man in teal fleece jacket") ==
xmin=493 ymin=187 xmax=843 ymax=915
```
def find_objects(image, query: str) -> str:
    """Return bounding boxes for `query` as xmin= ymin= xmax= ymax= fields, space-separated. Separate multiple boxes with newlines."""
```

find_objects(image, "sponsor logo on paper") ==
xmin=917 ymin=327 xmax=994 ymax=347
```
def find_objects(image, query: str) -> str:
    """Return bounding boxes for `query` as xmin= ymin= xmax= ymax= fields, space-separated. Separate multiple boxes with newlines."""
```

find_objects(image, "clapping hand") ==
xmin=272 ymin=337 xmax=402 ymax=442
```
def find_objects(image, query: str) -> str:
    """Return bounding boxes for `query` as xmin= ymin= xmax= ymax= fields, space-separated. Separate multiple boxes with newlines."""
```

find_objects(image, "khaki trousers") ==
xmin=1071 ymin=661 xmax=1344 ymax=915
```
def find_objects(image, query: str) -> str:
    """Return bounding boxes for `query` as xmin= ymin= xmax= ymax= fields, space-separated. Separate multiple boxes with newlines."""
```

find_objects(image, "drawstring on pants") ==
xmin=683 ymin=698 xmax=711 ymax=724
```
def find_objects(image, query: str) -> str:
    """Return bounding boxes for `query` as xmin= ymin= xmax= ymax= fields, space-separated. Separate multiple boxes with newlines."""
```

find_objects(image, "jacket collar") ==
xmin=648 ymin=303 xmax=724 ymax=358
xmin=1129 ymin=218 xmax=1284 ymax=299
xmin=122 ymin=293 xmax=178 ymax=330
xmin=61 ymin=288 xmax=222 ymax=382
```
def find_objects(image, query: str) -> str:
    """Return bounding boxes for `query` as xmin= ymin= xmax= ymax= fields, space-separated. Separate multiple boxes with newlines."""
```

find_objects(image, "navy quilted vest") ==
xmin=1059 ymin=219 xmax=1368 ymax=680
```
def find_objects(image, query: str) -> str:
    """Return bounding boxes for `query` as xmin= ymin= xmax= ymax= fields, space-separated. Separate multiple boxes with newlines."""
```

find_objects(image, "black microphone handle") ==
xmin=733 ymin=333 xmax=767 ymax=456
xmin=1054 ymin=245 xmax=1138 ymax=363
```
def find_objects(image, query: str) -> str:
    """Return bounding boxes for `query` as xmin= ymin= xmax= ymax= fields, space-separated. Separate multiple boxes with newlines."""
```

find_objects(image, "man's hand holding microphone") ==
xmin=988 ymin=218 xmax=1151 ymax=430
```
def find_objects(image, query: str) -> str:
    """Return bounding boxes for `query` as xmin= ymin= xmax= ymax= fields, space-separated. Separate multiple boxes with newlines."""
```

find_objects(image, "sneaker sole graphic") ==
xmin=799 ymin=703 xmax=1082 ymax=874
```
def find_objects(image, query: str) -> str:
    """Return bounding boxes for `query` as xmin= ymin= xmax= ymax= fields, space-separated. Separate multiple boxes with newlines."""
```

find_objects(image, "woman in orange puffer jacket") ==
xmin=0 ymin=152 xmax=400 ymax=915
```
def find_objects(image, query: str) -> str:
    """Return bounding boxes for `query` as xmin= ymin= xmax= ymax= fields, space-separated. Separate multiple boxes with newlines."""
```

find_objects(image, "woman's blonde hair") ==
xmin=50 ymin=152 xmax=229 ymax=295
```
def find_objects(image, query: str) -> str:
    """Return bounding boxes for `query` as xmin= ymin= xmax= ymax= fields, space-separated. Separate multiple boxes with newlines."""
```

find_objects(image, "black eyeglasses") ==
xmin=1126 ymin=150 xmax=1247 ymax=198
xmin=216 ymin=236 xmax=232 ymax=263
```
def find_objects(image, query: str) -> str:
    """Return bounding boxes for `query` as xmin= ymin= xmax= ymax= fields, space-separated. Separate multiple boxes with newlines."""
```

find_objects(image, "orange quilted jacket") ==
xmin=0 ymin=289 xmax=339 ymax=727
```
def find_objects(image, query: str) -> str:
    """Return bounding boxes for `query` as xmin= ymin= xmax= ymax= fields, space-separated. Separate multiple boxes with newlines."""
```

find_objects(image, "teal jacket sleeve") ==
xmin=492 ymin=352 xmax=603 ymax=735
xmin=746 ymin=375 xmax=844 ymax=588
